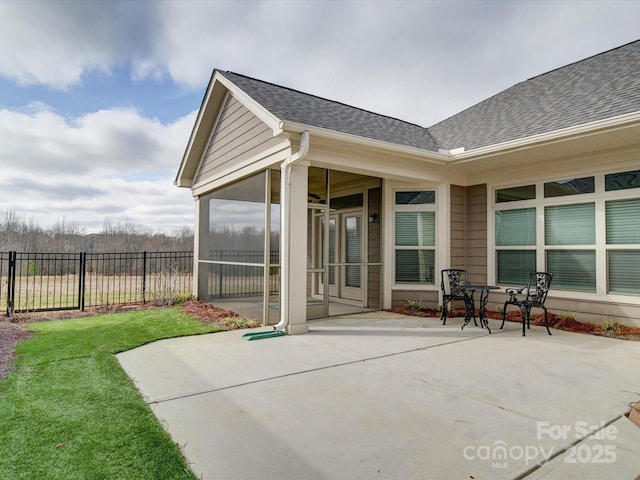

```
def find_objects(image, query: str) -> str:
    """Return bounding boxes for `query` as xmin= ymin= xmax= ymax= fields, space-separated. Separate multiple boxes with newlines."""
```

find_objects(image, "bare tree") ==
xmin=0 ymin=209 xmax=194 ymax=253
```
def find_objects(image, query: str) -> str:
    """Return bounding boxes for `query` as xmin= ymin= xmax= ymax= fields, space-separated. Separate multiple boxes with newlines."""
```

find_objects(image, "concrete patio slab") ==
xmin=117 ymin=313 xmax=640 ymax=480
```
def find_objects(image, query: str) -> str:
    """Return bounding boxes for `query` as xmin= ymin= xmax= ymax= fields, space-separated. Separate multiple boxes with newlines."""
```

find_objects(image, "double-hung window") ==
xmin=394 ymin=191 xmax=436 ymax=284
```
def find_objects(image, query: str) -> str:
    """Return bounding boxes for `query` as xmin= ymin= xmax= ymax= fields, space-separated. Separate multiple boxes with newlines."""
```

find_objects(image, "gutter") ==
xmin=448 ymin=110 xmax=640 ymax=163
xmin=273 ymin=130 xmax=310 ymax=332
xmin=280 ymin=121 xmax=450 ymax=164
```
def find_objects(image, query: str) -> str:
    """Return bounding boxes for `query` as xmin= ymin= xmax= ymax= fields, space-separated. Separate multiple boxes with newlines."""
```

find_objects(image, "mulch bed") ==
xmin=390 ymin=305 xmax=640 ymax=340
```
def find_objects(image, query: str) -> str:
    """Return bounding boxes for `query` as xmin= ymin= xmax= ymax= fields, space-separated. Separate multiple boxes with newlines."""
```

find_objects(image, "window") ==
xmin=606 ymin=197 xmax=640 ymax=294
xmin=494 ymin=172 xmax=640 ymax=296
xmin=606 ymin=198 xmax=640 ymax=244
xmin=545 ymin=203 xmax=595 ymax=245
xmin=605 ymin=169 xmax=640 ymax=191
xmin=394 ymin=191 xmax=436 ymax=284
xmin=495 ymin=208 xmax=535 ymax=285
xmin=496 ymin=185 xmax=535 ymax=203
xmin=496 ymin=208 xmax=536 ymax=246
xmin=395 ymin=191 xmax=435 ymax=205
xmin=544 ymin=203 xmax=596 ymax=291
xmin=544 ymin=177 xmax=594 ymax=197
xmin=608 ymin=251 xmax=640 ymax=295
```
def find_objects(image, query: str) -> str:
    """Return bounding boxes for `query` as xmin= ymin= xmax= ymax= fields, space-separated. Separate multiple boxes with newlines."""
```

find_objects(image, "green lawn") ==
xmin=0 ymin=307 xmax=223 ymax=480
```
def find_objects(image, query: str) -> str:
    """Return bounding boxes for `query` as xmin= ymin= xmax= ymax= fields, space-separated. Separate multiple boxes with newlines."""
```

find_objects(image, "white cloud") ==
xmin=0 ymin=105 xmax=196 ymax=232
xmin=1 ymin=0 xmax=639 ymax=234
xmin=2 ymin=0 xmax=639 ymax=124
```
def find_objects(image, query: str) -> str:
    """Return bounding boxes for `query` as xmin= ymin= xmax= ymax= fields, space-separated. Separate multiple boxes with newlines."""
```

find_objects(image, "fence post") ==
xmin=7 ymin=251 xmax=16 ymax=316
xmin=78 ymin=252 xmax=86 ymax=311
xmin=142 ymin=251 xmax=147 ymax=304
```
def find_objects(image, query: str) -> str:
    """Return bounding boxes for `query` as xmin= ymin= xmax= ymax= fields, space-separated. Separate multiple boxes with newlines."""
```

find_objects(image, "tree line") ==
xmin=0 ymin=209 xmax=193 ymax=253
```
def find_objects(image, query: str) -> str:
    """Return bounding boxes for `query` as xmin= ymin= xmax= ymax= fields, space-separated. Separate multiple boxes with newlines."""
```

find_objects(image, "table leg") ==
xmin=461 ymin=292 xmax=475 ymax=329
xmin=478 ymin=289 xmax=492 ymax=334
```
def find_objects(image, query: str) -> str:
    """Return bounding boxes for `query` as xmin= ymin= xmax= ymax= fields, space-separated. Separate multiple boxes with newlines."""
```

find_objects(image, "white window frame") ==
xmin=489 ymin=168 xmax=640 ymax=302
xmin=392 ymin=187 xmax=438 ymax=288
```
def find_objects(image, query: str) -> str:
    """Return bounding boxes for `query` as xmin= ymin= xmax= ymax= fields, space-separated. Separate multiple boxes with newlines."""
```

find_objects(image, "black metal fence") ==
xmin=1 ymin=251 xmax=193 ymax=315
xmin=204 ymin=250 xmax=280 ymax=298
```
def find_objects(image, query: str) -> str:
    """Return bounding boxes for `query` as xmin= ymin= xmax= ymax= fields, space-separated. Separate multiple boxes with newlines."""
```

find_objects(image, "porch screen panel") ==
xmin=199 ymin=172 xmax=267 ymax=316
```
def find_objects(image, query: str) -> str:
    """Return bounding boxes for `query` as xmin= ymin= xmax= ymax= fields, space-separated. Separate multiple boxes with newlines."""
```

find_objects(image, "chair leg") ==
xmin=441 ymin=300 xmax=449 ymax=325
xmin=543 ymin=307 xmax=551 ymax=335
xmin=500 ymin=302 xmax=508 ymax=329
xmin=519 ymin=305 xmax=528 ymax=336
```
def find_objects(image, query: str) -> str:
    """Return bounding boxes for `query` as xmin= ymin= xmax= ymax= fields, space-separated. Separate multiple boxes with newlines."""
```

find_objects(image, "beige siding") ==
xmin=392 ymin=290 xmax=439 ymax=309
xmin=194 ymin=94 xmax=283 ymax=184
xmin=465 ymin=184 xmax=487 ymax=284
xmin=449 ymin=185 xmax=466 ymax=270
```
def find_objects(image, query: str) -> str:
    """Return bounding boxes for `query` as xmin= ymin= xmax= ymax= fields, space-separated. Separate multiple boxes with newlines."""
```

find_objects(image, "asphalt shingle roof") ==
xmin=428 ymin=40 xmax=640 ymax=151
xmin=219 ymin=40 xmax=640 ymax=154
xmin=219 ymin=71 xmax=441 ymax=152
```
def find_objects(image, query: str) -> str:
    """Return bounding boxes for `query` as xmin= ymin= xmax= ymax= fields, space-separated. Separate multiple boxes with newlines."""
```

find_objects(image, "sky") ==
xmin=1 ymin=0 xmax=639 ymax=234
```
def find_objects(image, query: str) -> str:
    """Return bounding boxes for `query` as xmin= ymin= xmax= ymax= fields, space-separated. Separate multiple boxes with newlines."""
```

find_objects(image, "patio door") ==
xmin=323 ymin=210 xmax=364 ymax=303
xmin=307 ymin=206 xmax=365 ymax=318
xmin=339 ymin=213 xmax=364 ymax=301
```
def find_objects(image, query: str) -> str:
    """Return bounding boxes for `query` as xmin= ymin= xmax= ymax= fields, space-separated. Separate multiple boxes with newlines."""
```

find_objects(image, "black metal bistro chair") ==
xmin=440 ymin=269 xmax=475 ymax=326
xmin=500 ymin=272 xmax=553 ymax=336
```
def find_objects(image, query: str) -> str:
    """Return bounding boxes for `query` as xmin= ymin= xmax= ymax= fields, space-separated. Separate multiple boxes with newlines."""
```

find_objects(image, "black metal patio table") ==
xmin=462 ymin=285 xmax=500 ymax=334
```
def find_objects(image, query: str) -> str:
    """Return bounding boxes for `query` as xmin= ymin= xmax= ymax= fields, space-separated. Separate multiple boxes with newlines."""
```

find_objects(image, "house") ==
xmin=175 ymin=40 xmax=640 ymax=333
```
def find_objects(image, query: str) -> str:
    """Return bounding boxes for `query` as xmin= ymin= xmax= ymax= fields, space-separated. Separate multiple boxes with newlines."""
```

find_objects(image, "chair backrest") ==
xmin=525 ymin=272 xmax=552 ymax=305
xmin=441 ymin=269 xmax=468 ymax=296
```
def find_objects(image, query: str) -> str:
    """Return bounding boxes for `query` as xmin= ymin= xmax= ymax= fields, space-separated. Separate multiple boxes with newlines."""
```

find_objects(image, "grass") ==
xmin=0 ymin=307 xmax=223 ymax=479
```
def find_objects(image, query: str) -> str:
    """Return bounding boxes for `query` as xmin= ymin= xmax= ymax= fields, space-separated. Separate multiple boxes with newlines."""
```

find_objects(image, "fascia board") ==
xmin=216 ymin=74 xmax=284 ymax=136
xmin=281 ymin=121 xmax=450 ymax=165
xmin=449 ymin=111 xmax=640 ymax=163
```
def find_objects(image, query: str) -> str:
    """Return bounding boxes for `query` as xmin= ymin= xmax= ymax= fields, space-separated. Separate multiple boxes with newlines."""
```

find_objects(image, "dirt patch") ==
xmin=0 ymin=320 xmax=32 ymax=379
xmin=390 ymin=305 xmax=640 ymax=341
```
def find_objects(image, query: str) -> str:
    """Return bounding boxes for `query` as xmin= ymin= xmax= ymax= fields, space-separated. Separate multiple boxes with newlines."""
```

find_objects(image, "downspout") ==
xmin=274 ymin=130 xmax=310 ymax=331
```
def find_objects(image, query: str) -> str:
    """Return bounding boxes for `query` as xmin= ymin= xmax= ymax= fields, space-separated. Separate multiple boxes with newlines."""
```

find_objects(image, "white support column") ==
xmin=285 ymin=162 xmax=310 ymax=334
xmin=193 ymin=196 xmax=202 ymax=298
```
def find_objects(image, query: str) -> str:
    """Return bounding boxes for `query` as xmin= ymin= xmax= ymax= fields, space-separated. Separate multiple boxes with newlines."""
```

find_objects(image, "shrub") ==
xmin=406 ymin=299 xmax=424 ymax=312
xmin=220 ymin=317 xmax=260 ymax=329
xmin=171 ymin=293 xmax=194 ymax=306
xmin=601 ymin=318 xmax=622 ymax=334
